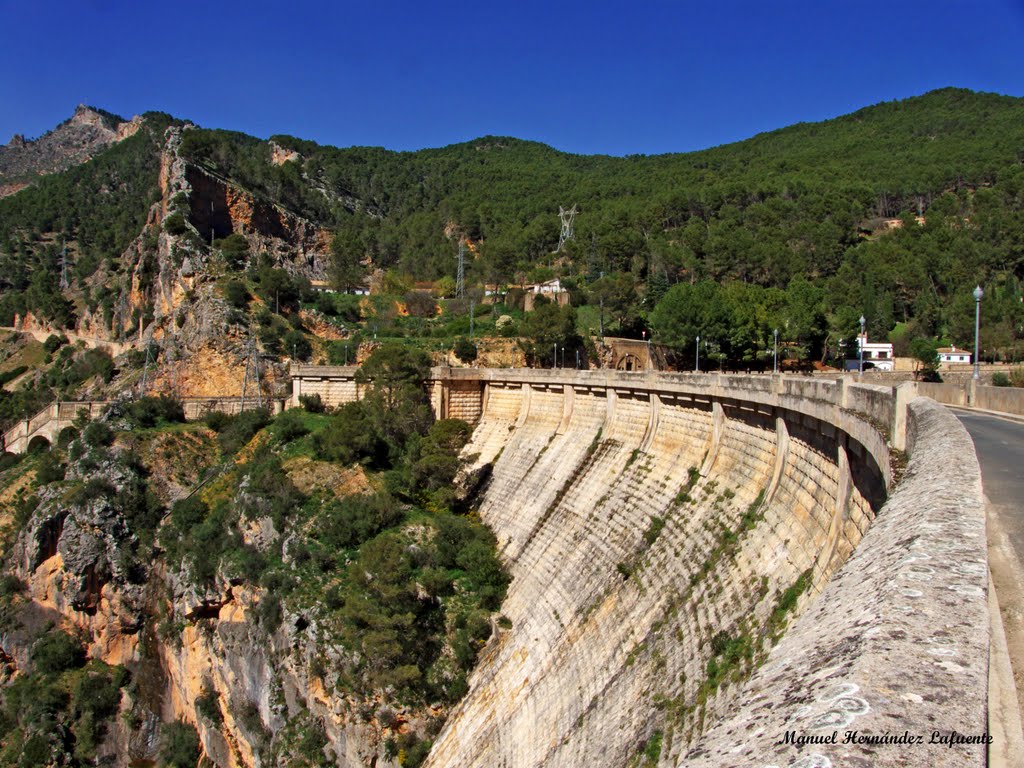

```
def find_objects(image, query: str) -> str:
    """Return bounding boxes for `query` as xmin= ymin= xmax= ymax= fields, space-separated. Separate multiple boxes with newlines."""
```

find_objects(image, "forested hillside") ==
xmin=136 ymin=87 xmax=1024 ymax=362
xmin=1 ymin=88 xmax=1022 ymax=371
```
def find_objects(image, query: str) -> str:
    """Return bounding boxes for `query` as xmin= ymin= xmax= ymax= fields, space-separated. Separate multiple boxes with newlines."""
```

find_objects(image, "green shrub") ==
xmin=71 ymin=662 xmax=128 ymax=722
xmin=34 ymin=452 xmax=66 ymax=485
xmin=992 ymin=372 xmax=1011 ymax=387
xmin=82 ymin=421 xmax=114 ymax=447
xmin=299 ymin=393 xmax=325 ymax=413
xmin=274 ymin=409 xmax=310 ymax=443
xmin=642 ymin=516 xmax=665 ymax=546
xmin=0 ymin=574 xmax=24 ymax=596
xmin=196 ymin=686 xmax=223 ymax=725
xmin=453 ymin=337 xmax=478 ymax=363
xmin=314 ymin=401 xmax=387 ymax=467
xmin=168 ymin=496 xmax=209 ymax=532
xmin=31 ymin=629 xmax=86 ymax=675
xmin=284 ymin=329 xmax=312 ymax=361
xmin=163 ymin=213 xmax=188 ymax=236
xmin=223 ymin=279 xmax=250 ymax=309
xmin=215 ymin=408 xmax=270 ymax=454
xmin=0 ymin=365 xmax=28 ymax=385
xmin=239 ymin=455 xmax=306 ymax=531
xmin=0 ymin=451 xmax=22 ymax=472
xmin=43 ymin=334 xmax=68 ymax=354
xmin=215 ymin=233 xmax=250 ymax=269
xmin=203 ymin=410 xmax=232 ymax=432
xmin=124 ymin=395 xmax=186 ymax=428
xmin=317 ymin=492 xmax=404 ymax=550
xmin=159 ymin=720 xmax=201 ymax=768
xmin=256 ymin=592 xmax=282 ymax=633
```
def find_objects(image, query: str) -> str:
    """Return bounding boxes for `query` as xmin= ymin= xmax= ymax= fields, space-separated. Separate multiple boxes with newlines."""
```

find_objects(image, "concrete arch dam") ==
xmin=292 ymin=367 xmax=990 ymax=766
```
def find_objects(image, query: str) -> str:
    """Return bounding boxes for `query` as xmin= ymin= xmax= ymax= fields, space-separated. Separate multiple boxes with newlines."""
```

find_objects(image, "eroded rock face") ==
xmin=184 ymin=163 xmax=332 ymax=280
xmin=2 ymin=435 xmax=407 ymax=768
xmin=13 ymin=452 xmax=146 ymax=669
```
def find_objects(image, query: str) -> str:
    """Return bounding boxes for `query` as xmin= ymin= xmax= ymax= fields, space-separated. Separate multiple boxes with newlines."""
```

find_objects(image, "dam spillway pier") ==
xmin=288 ymin=365 xmax=989 ymax=767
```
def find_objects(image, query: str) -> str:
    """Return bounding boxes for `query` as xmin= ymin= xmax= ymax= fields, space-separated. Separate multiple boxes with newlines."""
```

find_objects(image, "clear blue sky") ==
xmin=2 ymin=0 xmax=1023 ymax=156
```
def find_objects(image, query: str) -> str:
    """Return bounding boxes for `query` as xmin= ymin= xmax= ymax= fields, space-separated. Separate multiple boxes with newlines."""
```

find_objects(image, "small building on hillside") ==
xmin=937 ymin=346 xmax=972 ymax=364
xmin=523 ymin=279 xmax=570 ymax=311
xmin=310 ymin=279 xmax=369 ymax=296
xmin=857 ymin=333 xmax=895 ymax=371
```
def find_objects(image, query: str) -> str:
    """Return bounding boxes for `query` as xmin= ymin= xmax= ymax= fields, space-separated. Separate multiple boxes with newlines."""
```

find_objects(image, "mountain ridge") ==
xmin=0 ymin=87 xmax=1021 ymax=390
xmin=0 ymin=104 xmax=144 ymax=197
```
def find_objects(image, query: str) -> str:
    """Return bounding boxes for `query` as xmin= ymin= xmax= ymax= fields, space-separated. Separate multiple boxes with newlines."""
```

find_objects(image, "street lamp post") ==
xmin=695 ymin=335 xmax=701 ymax=373
xmin=974 ymin=285 xmax=984 ymax=380
xmin=773 ymin=328 xmax=779 ymax=374
xmin=858 ymin=315 xmax=866 ymax=375
xmin=553 ymin=343 xmax=557 ymax=369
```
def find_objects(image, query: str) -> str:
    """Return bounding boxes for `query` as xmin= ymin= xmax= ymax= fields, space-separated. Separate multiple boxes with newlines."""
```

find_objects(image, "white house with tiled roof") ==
xmin=937 ymin=346 xmax=972 ymax=364
xmin=857 ymin=333 xmax=895 ymax=371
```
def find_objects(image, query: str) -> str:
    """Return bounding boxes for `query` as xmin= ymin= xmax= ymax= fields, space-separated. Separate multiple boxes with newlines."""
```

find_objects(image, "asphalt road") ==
xmin=955 ymin=407 xmax=1024 ymax=756
xmin=956 ymin=410 xmax=1024 ymax=556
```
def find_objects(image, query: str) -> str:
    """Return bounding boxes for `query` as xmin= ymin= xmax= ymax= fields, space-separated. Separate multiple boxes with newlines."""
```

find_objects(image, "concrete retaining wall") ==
xmin=913 ymin=380 xmax=1024 ymax=416
xmin=976 ymin=385 xmax=1024 ymax=416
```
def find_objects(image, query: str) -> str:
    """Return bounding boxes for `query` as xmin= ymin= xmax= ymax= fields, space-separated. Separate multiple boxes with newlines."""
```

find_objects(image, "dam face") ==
xmin=424 ymin=375 xmax=886 ymax=767
xmin=289 ymin=366 xmax=988 ymax=767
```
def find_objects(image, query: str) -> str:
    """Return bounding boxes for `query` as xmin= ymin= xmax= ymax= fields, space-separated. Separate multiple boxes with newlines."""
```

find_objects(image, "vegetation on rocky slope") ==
xmin=0 ymin=347 xmax=506 ymax=766
xmin=0 ymin=88 xmax=1021 ymax=386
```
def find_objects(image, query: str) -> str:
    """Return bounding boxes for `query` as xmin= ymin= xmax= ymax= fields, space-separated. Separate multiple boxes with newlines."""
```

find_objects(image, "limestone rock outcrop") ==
xmin=0 ymin=105 xmax=140 ymax=195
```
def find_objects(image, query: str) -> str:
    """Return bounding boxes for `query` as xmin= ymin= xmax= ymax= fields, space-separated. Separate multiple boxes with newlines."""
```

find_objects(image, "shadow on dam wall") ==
xmin=418 ymin=374 xmax=985 ymax=768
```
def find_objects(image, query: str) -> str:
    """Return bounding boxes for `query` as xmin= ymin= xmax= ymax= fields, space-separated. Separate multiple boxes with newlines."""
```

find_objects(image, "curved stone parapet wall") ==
xmin=424 ymin=372 xmax=895 ymax=768
xmin=688 ymin=397 xmax=987 ymax=767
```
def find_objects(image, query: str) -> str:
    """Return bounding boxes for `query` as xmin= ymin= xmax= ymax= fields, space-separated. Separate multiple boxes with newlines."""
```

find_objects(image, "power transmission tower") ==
xmin=240 ymin=331 xmax=263 ymax=410
xmin=456 ymin=238 xmax=466 ymax=299
xmin=59 ymin=242 xmax=70 ymax=290
xmin=556 ymin=204 xmax=578 ymax=252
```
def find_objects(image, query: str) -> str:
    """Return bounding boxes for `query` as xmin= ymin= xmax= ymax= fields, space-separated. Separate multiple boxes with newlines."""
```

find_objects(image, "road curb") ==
xmin=946 ymin=404 xmax=1024 ymax=425
xmin=989 ymin=566 xmax=1024 ymax=766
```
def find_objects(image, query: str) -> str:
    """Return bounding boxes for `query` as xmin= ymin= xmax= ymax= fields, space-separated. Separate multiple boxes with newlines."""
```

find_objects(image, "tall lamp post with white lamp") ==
xmin=858 ymin=315 xmax=866 ymax=375
xmin=773 ymin=328 xmax=779 ymax=374
xmin=973 ymin=285 xmax=983 ymax=380
xmin=695 ymin=335 xmax=700 ymax=373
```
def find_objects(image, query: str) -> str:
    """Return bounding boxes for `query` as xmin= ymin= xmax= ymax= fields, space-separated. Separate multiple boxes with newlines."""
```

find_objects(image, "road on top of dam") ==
xmin=955 ymin=408 xmax=1024 ymax=765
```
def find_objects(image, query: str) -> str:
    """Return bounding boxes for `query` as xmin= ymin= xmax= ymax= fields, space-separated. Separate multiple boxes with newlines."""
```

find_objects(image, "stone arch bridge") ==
xmin=1 ymin=397 xmax=285 ymax=454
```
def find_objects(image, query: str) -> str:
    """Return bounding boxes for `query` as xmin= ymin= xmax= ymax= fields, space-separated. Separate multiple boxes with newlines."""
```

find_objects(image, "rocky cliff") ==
xmin=0 ymin=416 xmax=423 ymax=767
xmin=0 ymin=105 xmax=142 ymax=196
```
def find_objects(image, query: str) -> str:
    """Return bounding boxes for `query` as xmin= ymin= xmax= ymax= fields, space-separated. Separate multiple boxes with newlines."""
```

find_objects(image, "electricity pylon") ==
xmin=556 ymin=204 xmax=578 ymax=252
